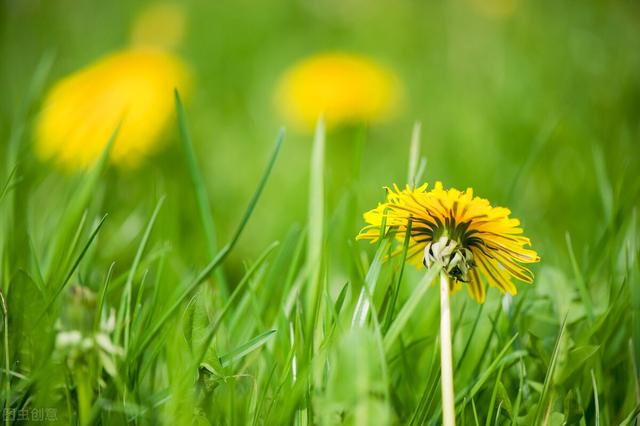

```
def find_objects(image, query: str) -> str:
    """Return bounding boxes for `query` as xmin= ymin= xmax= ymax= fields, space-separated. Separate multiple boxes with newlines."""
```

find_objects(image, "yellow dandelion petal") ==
xmin=357 ymin=182 xmax=540 ymax=303
xmin=275 ymin=52 xmax=402 ymax=131
xmin=36 ymin=48 xmax=190 ymax=170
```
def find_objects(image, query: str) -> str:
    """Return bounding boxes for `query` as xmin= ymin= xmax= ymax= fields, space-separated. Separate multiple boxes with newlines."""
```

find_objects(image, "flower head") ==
xmin=36 ymin=48 xmax=190 ymax=170
xmin=275 ymin=52 xmax=401 ymax=131
xmin=357 ymin=182 xmax=540 ymax=303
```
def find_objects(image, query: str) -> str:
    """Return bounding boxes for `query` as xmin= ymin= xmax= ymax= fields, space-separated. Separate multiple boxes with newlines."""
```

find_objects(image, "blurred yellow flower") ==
xmin=36 ymin=48 xmax=190 ymax=170
xmin=357 ymin=182 xmax=540 ymax=303
xmin=131 ymin=2 xmax=186 ymax=50
xmin=275 ymin=52 xmax=401 ymax=131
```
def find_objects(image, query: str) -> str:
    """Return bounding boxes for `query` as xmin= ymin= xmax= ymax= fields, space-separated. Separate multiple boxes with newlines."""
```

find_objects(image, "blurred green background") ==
xmin=1 ymin=0 xmax=639 ymax=279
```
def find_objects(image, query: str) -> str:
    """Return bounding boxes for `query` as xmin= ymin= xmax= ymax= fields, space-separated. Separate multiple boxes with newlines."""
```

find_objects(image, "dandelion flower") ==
xmin=357 ymin=182 xmax=540 ymax=303
xmin=36 ymin=48 xmax=190 ymax=169
xmin=275 ymin=52 xmax=401 ymax=131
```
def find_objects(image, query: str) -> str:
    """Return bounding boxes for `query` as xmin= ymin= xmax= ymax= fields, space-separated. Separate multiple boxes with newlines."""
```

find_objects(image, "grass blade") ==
xmin=352 ymin=238 xmax=391 ymax=328
xmin=119 ymin=196 xmax=165 ymax=354
xmin=485 ymin=364 xmax=505 ymax=426
xmin=44 ymin=125 xmax=118 ymax=282
xmin=38 ymin=214 xmax=108 ymax=322
xmin=619 ymin=404 xmax=640 ymax=426
xmin=219 ymin=329 xmax=277 ymax=368
xmin=455 ymin=302 xmax=485 ymax=370
xmin=175 ymin=90 xmax=227 ymax=296
xmin=565 ymin=233 xmax=594 ymax=321
xmin=457 ymin=334 xmax=522 ymax=406
xmin=383 ymin=220 xmax=413 ymax=332
xmin=408 ymin=121 xmax=422 ymax=187
xmin=384 ymin=264 xmax=441 ymax=352
xmin=305 ymin=117 xmax=325 ymax=315
xmin=93 ymin=262 xmax=115 ymax=334
xmin=590 ymin=369 xmax=600 ymax=426
xmin=533 ymin=317 xmax=567 ymax=425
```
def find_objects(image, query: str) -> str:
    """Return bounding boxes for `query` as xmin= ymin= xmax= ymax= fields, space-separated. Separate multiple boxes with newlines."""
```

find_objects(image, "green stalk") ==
xmin=440 ymin=271 xmax=456 ymax=426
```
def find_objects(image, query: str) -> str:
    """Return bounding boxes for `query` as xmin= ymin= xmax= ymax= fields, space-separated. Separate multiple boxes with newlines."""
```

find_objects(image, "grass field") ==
xmin=1 ymin=0 xmax=640 ymax=425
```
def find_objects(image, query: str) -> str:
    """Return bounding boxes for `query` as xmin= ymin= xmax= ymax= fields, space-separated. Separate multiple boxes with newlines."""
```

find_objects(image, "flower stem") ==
xmin=440 ymin=271 xmax=456 ymax=426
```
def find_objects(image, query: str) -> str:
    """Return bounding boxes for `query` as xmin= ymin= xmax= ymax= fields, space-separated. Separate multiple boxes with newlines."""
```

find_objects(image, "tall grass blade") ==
xmin=590 ymin=369 xmax=600 ymax=426
xmin=119 ymin=196 xmax=165 ymax=354
xmin=93 ymin=262 xmax=115 ymax=334
xmin=485 ymin=364 xmax=505 ymax=426
xmin=305 ymin=117 xmax=325 ymax=315
xmin=44 ymin=125 xmax=118 ymax=282
xmin=471 ymin=398 xmax=480 ymax=426
xmin=533 ymin=317 xmax=567 ymax=425
xmin=565 ymin=233 xmax=594 ymax=321
xmin=38 ymin=214 xmax=108 ymax=321
xmin=175 ymin=90 xmax=228 ymax=296
xmin=384 ymin=264 xmax=441 ymax=352
xmin=352 ymin=238 xmax=390 ymax=328
xmin=383 ymin=220 xmax=413 ymax=332
xmin=455 ymin=302 xmax=485 ymax=370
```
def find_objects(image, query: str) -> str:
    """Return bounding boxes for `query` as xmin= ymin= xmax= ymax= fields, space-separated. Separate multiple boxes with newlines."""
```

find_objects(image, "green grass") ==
xmin=0 ymin=89 xmax=638 ymax=424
